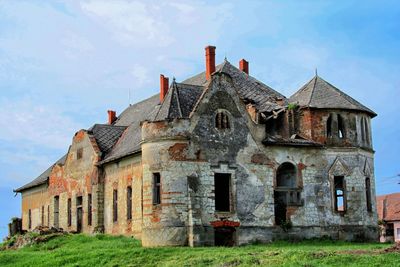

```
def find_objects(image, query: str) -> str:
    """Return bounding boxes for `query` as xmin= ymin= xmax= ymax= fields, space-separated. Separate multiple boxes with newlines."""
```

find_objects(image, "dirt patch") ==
xmin=337 ymin=242 xmax=400 ymax=255
xmin=383 ymin=242 xmax=400 ymax=253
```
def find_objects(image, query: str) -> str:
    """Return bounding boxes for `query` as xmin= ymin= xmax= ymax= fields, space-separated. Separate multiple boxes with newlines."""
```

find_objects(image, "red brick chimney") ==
xmin=107 ymin=110 xmax=116 ymax=124
xmin=160 ymin=74 xmax=169 ymax=103
xmin=239 ymin=59 xmax=249 ymax=74
xmin=205 ymin=45 xmax=216 ymax=80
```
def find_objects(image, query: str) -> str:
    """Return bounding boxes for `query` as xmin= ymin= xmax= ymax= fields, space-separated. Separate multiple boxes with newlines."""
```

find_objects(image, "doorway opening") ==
xmin=76 ymin=196 xmax=83 ymax=233
xmin=214 ymin=227 xmax=236 ymax=246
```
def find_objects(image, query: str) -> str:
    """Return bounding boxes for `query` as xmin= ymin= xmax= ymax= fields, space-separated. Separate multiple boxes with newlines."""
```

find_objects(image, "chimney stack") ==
xmin=205 ymin=45 xmax=216 ymax=80
xmin=160 ymin=74 xmax=169 ymax=103
xmin=108 ymin=110 xmax=116 ymax=125
xmin=239 ymin=59 xmax=249 ymax=74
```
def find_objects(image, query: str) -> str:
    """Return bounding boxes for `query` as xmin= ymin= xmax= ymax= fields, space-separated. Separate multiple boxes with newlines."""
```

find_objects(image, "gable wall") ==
xmin=20 ymin=184 xmax=49 ymax=230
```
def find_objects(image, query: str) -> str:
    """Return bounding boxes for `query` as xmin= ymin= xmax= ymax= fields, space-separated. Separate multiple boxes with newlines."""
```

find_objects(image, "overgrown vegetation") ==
xmin=0 ymin=234 xmax=399 ymax=266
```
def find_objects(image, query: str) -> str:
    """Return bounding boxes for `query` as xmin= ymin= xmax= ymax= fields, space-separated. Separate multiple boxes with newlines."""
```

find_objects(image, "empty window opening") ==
xmin=397 ymin=228 xmax=400 ymax=239
xmin=113 ymin=190 xmax=118 ymax=222
xmin=41 ymin=206 xmax=44 ymax=226
xmin=338 ymin=115 xmax=345 ymax=139
xmin=28 ymin=209 xmax=32 ymax=229
xmin=47 ymin=205 xmax=50 ymax=226
xmin=214 ymin=227 xmax=236 ymax=246
xmin=153 ymin=173 xmax=161 ymax=205
xmin=276 ymin=162 xmax=297 ymax=188
xmin=77 ymin=148 xmax=83 ymax=160
xmin=215 ymin=111 xmax=230 ymax=130
xmin=364 ymin=117 xmax=370 ymax=146
xmin=334 ymin=176 xmax=346 ymax=212
xmin=88 ymin=194 xmax=92 ymax=226
xmin=54 ymin=196 xmax=59 ymax=228
xmin=127 ymin=186 xmax=132 ymax=220
xmin=67 ymin=198 xmax=72 ymax=227
xmin=214 ymin=173 xmax=231 ymax=212
xmin=327 ymin=114 xmax=333 ymax=137
xmin=365 ymin=178 xmax=372 ymax=212
xmin=76 ymin=196 xmax=83 ymax=232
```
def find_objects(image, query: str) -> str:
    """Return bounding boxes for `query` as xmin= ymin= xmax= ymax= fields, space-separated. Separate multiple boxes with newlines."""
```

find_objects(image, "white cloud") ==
xmin=80 ymin=0 xmax=173 ymax=46
xmin=0 ymin=97 xmax=82 ymax=150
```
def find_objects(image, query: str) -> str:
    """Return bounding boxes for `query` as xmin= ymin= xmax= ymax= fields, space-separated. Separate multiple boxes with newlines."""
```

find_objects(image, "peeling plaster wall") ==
xmin=48 ymin=130 xmax=102 ymax=233
xmin=21 ymin=184 xmax=49 ymax=230
xmin=103 ymin=154 xmax=143 ymax=238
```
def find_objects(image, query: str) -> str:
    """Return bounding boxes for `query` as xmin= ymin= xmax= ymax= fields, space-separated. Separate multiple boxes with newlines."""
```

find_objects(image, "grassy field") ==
xmin=0 ymin=234 xmax=398 ymax=267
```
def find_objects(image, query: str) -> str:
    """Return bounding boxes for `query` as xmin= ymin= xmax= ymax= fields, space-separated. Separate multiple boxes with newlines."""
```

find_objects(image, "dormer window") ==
xmin=215 ymin=111 xmax=230 ymax=130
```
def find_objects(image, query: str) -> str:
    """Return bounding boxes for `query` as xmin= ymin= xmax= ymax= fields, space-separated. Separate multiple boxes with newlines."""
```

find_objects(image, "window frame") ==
xmin=333 ymin=176 xmax=346 ymax=213
xmin=127 ymin=186 xmax=132 ymax=220
xmin=215 ymin=110 xmax=232 ymax=131
xmin=113 ymin=189 xmax=118 ymax=223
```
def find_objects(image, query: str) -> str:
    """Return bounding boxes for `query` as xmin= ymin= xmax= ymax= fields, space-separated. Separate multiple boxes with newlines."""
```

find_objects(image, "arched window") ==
xmin=337 ymin=115 xmax=345 ymax=139
xmin=327 ymin=114 xmax=333 ymax=137
xmin=365 ymin=177 xmax=372 ymax=212
xmin=276 ymin=162 xmax=297 ymax=188
xmin=215 ymin=111 xmax=230 ymax=130
xmin=364 ymin=117 xmax=370 ymax=146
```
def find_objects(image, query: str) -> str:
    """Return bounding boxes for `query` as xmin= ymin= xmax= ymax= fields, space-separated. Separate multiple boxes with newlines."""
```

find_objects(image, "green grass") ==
xmin=0 ymin=234 xmax=398 ymax=267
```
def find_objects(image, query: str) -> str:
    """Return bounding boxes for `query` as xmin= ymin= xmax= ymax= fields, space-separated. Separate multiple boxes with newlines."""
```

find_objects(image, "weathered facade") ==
xmin=377 ymin=193 xmax=400 ymax=242
xmin=15 ymin=46 xmax=378 ymax=246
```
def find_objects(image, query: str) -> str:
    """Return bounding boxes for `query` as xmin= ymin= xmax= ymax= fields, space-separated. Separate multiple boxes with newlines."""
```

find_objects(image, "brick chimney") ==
xmin=160 ymin=74 xmax=169 ymax=103
xmin=107 ymin=110 xmax=116 ymax=124
xmin=205 ymin=45 xmax=216 ymax=80
xmin=239 ymin=59 xmax=249 ymax=74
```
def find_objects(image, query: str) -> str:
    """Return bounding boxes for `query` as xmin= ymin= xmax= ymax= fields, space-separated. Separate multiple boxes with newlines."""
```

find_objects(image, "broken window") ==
xmin=365 ymin=178 xmax=372 ymax=212
xmin=77 ymin=148 xmax=83 ymax=160
xmin=54 ymin=196 xmax=59 ymax=228
xmin=127 ymin=186 xmax=132 ymax=220
xmin=88 ymin=194 xmax=92 ymax=226
xmin=28 ymin=209 xmax=32 ymax=229
xmin=153 ymin=173 xmax=161 ymax=205
xmin=327 ymin=114 xmax=333 ymax=137
xmin=67 ymin=198 xmax=72 ymax=227
xmin=113 ymin=190 xmax=118 ymax=222
xmin=76 ymin=196 xmax=83 ymax=232
xmin=215 ymin=111 xmax=230 ymax=130
xmin=337 ymin=115 xmax=345 ymax=139
xmin=334 ymin=176 xmax=346 ymax=212
xmin=214 ymin=173 xmax=231 ymax=212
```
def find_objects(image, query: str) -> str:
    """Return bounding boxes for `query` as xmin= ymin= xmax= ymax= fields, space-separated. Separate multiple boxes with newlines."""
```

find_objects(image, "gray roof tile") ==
xmin=289 ymin=75 xmax=376 ymax=117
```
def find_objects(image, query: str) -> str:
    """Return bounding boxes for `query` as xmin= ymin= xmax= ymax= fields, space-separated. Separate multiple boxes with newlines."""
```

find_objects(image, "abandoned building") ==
xmin=14 ymin=46 xmax=378 ymax=246
xmin=377 ymin=193 xmax=400 ymax=242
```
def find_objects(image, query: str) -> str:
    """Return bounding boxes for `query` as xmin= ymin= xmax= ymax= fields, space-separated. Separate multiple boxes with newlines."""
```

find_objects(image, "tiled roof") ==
xmin=289 ymin=75 xmax=376 ymax=117
xmin=14 ymin=154 xmax=67 ymax=192
xmin=183 ymin=60 xmax=286 ymax=113
xmin=100 ymin=95 xmax=161 ymax=164
xmin=377 ymin=193 xmax=400 ymax=222
xmin=88 ymin=124 xmax=127 ymax=154
xmin=154 ymin=81 xmax=204 ymax=120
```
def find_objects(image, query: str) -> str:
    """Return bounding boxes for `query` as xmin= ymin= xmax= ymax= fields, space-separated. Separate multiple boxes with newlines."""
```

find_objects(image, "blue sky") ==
xmin=0 ymin=0 xmax=399 ymax=239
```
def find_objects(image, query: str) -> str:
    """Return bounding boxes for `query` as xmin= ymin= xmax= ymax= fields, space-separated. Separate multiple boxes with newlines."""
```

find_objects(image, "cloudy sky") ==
xmin=0 ymin=0 xmax=399 ymax=238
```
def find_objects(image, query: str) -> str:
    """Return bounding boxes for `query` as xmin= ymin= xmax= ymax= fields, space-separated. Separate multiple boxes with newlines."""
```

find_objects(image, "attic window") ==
xmin=215 ymin=111 xmax=230 ymax=130
xmin=77 ymin=148 xmax=83 ymax=160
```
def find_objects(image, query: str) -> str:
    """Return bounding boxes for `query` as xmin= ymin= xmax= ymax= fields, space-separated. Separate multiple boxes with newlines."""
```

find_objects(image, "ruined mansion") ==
xmin=15 ymin=46 xmax=378 ymax=246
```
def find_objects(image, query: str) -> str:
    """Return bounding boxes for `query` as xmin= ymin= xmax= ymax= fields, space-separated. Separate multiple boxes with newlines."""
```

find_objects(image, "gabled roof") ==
xmin=377 ymin=193 xmax=400 ymax=222
xmin=154 ymin=81 xmax=204 ymax=120
xmin=289 ymin=75 xmax=376 ymax=117
xmin=100 ymin=95 xmax=160 ymax=164
xmin=183 ymin=60 xmax=286 ymax=113
xmin=88 ymin=124 xmax=127 ymax=155
xmin=14 ymin=154 xmax=67 ymax=193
